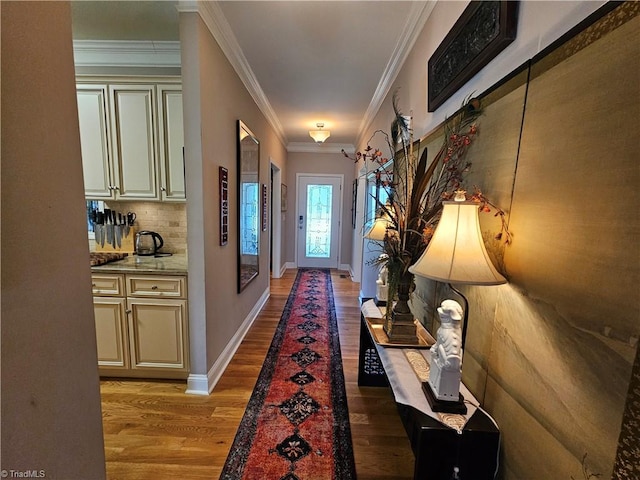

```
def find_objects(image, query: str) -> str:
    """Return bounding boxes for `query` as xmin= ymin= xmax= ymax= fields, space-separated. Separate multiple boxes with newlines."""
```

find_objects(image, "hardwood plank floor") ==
xmin=100 ymin=269 xmax=414 ymax=479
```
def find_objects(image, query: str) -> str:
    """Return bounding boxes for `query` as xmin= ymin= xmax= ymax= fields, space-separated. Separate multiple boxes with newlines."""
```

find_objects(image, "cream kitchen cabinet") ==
xmin=127 ymin=297 xmax=188 ymax=372
xmin=157 ymin=85 xmax=185 ymax=201
xmin=77 ymin=85 xmax=113 ymax=199
xmin=93 ymin=297 xmax=129 ymax=369
xmin=92 ymin=273 xmax=129 ymax=369
xmin=108 ymin=84 xmax=158 ymax=200
xmin=91 ymin=272 xmax=189 ymax=379
xmin=78 ymin=79 xmax=185 ymax=202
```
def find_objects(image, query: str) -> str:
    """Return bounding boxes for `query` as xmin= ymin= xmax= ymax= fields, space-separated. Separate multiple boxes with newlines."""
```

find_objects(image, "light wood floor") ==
xmin=100 ymin=269 xmax=414 ymax=479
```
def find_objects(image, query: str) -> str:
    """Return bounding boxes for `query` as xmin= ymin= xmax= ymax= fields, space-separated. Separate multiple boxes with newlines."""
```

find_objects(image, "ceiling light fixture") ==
xmin=309 ymin=123 xmax=330 ymax=143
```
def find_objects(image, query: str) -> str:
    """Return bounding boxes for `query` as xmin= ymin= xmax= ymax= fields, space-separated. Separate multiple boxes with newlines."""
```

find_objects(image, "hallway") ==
xmin=100 ymin=270 xmax=414 ymax=479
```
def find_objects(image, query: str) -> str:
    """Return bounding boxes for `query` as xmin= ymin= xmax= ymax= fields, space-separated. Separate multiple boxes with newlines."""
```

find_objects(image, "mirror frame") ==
xmin=237 ymin=120 xmax=260 ymax=293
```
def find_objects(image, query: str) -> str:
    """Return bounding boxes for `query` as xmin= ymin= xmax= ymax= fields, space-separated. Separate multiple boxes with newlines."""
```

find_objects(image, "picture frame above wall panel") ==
xmin=427 ymin=1 xmax=519 ymax=112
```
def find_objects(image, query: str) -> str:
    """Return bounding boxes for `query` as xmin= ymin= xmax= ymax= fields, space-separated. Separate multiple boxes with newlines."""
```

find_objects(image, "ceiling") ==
xmin=71 ymin=1 xmax=433 ymax=150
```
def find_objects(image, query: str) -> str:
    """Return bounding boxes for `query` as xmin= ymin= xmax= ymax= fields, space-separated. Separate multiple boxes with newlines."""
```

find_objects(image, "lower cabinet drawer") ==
xmin=127 ymin=275 xmax=186 ymax=298
xmin=91 ymin=274 xmax=125 ymax=296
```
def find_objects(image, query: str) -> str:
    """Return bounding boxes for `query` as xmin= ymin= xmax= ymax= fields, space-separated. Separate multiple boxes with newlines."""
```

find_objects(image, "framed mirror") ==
xmin=237 ymin=120 xmax=260 ymax=292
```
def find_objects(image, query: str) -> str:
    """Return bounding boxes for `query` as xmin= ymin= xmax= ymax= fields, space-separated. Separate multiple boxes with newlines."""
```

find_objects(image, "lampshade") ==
xmin=363 ymin=216 xmax=392 ymax=241
xmin=309 ymin=123 xmax=330 ymax=143
xmin=409 ymin=200 xmax=506 ymax=285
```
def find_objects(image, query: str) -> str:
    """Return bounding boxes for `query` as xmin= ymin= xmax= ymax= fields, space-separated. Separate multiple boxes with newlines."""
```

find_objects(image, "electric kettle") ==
xmin=135 ymin=231 xmax=164 ymax=256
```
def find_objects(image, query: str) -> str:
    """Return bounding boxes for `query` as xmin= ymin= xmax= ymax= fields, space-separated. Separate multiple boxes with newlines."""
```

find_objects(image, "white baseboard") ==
xmin=279 ymin=263 xmax=288 ymax=277
xmin=339 ymin=263 xmax=351 ymax=274
xmin=185 ymin=286 xmax=270 ymax=395
xmin=185 ymin=374 xmax=210 ymax=395
xmin=284 ymin=261 xmax=296 ymax=270
xmin=347 ymin=265 xmax=356 ymax=280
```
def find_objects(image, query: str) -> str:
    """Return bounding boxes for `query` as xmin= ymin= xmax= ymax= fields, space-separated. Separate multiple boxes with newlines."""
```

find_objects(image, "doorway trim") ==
xmin=270 ymin=160 xmax=283 ymax=278
xmin=294 ymin=173 xmax=344 ymax=269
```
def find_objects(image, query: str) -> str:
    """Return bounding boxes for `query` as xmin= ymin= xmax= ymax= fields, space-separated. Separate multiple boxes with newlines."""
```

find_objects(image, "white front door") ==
xmin=296 ymin=174 xmax=342 ymax=269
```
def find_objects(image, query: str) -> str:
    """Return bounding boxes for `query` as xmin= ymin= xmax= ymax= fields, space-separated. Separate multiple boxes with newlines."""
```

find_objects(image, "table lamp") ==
xmin=364 ymin=215 xmax=394 ymax=306
xmin=409 ymin=192 xmax=506 ymax=413
xmin=363 ymin=215 xmax=392 ymax=241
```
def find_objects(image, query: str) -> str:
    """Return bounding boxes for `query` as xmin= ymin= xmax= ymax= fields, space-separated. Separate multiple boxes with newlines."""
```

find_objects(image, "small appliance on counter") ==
xmin=135 ymin=231 xmax=170 ymax=257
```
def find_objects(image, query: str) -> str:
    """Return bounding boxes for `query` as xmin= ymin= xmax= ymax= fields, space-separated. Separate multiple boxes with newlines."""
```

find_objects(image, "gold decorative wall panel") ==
xmin=413 ymin=4 xmax=639 ymax=478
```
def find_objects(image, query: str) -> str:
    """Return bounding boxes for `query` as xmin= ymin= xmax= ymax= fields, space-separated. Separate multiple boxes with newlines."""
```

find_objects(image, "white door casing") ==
xmin=296 ymin=174 xmax=343 ymax=269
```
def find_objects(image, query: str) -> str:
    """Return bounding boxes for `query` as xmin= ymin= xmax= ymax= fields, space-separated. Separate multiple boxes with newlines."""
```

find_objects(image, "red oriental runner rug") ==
xmin=220 ymin=268 xmax=356 ymax=480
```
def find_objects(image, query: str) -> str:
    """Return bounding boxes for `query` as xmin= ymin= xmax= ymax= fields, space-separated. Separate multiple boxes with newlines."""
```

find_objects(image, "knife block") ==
xmin=95 ymin=227 xmax=136 ymax=254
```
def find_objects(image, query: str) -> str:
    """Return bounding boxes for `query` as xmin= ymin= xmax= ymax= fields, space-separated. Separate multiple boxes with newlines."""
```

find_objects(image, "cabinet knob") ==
xmin=125 ymin=309 xmax=132 ymax=314
xmin=92 ymin=283 xmax=96 ymax=287
xmin=151 ymin=285 xmax=158 ymax=290
xmin=161 ymin=186 xmax=167 ymax=192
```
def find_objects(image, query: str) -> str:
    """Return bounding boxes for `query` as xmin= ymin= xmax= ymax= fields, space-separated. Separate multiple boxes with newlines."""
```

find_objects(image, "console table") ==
xmin=358 ymin=303 xmax=500 ymax=480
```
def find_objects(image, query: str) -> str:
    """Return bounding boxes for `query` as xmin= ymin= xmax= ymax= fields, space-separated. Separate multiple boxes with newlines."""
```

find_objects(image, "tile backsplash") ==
xmin=89 ymin=201 xmax=187 ymax=254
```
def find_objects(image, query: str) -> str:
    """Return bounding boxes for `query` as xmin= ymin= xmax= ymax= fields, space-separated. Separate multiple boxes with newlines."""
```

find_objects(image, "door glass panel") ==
xmin=305 ymin=184 xmax=332 ymax=258
xmin=241 ymin=182 xmax=259 ymax=255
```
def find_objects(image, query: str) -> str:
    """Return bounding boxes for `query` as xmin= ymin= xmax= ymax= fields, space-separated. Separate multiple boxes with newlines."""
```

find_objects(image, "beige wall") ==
xmin=359 ymin=2 xmax=638 ymax=479
xmin=180 ymin=12 xmax=288 ymax=381
xmin=1 ymin=2 xmax=106 ymax=478
xmin=285 ymin=151 xmax=355 ymax=268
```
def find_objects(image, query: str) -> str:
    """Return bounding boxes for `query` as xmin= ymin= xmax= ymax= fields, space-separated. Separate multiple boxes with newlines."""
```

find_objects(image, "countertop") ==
xmin=91 ymin=253 xmax=188 ymax=275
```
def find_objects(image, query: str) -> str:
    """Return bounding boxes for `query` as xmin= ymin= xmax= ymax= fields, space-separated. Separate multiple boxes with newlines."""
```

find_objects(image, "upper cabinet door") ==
xmin=77 ymin=85 xmax=114 ymax=199
xmin=108 ymin=85 xmax=159 ymax=200
xmin=157 ymin=86 xmax=185 ymax=201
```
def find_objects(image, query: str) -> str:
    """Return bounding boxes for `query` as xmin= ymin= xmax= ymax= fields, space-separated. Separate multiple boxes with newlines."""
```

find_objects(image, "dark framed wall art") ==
xmin=427 ymin=1 xmax=519 ymax=112
xmin=219 ymin=166 xmax=229 ymax=246
xmin=351 ymin=179 xmax=358 ymax=229
xmin=281 ymin=184 xmax=288 ymax=212
xmin=262 ymin=183 xmax=268 ymax=232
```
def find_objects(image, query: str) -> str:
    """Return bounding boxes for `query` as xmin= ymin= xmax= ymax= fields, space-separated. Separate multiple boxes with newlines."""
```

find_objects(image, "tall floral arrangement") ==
xmin=345 ymin=93 xmax=509 ymax=328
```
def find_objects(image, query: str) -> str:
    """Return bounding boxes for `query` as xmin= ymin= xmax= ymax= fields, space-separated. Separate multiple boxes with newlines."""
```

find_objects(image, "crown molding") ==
xmin=178 ymin=1 xmax=288 ymax=147
xmin=73 ymin=40 xmax=181 ymax=67
xmin=287 ymin=142 xmax=355 ymax=155
xmin=356 ymin=1 xmax=436 ymax=148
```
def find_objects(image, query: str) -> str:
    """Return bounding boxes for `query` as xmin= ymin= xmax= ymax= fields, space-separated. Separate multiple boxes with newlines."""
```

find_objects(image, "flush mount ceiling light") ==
xmin=309 ymin=123 xmax=330 ymax=143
